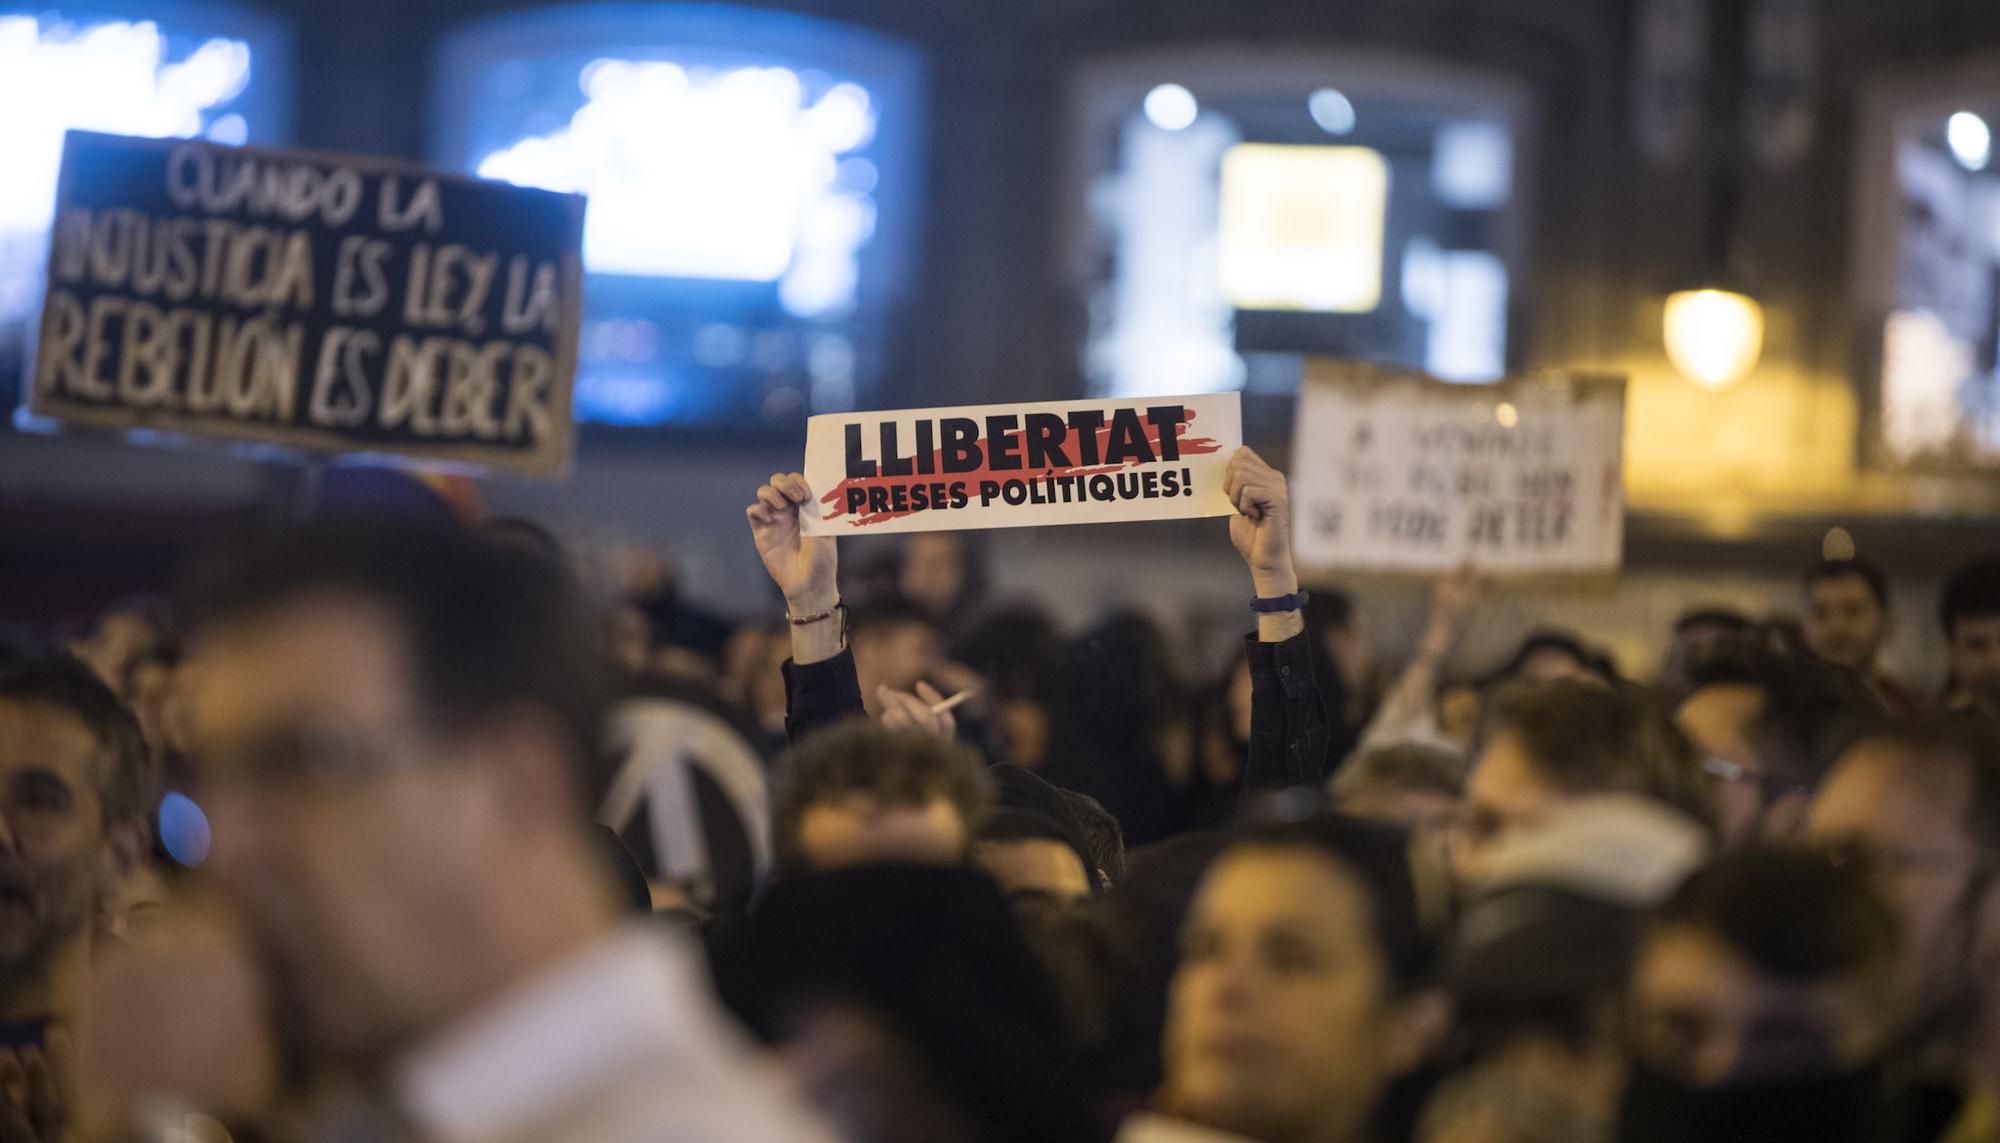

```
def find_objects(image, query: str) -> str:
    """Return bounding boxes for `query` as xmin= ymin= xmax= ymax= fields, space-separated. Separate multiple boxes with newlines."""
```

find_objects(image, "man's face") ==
xmin=1804 ymin=576 xmax=1889 ymax=674
xmin=795 ymin=795 xmax=966 ymax=870
xmin=1456 ymin=731 xmax=1565 ymax=884
xmin=1808 ymin=740 xmax=1983 ymax=1010
xmin=1629 ymin=927 xmax=1899 ymax=1086
xmin=1164 ymin=849 xmax=1427 ymax=1143
xmin=1677 ymin=684 xmax=1766 ymax=846
xmin=854 ymin=623 xmax=943 ymax=700
xmin=188 ymin=595 xmax=517 ymax=1059
xmin=974 ymin=838 xmax=1091 ymax=902
xmin=1948 ymin=616 xmax=2000 ymax=711
xmin=0 ymin=700 xmax=108 ymax=982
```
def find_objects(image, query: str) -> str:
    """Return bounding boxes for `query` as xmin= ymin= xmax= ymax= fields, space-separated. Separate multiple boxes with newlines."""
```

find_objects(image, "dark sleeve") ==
xmin=782 ymin=649 xmax=866 ymax=745
xmin=1242 ymin=631 xmax=1331 ymax=796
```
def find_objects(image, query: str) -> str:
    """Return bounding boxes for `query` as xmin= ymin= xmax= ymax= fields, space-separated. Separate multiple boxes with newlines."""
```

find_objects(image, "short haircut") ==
xmin=1225 ymin=813 xmax=1436 ymax=994
xmin=1485 ymin=680 xmax=1715 ymax=832
xmin=1333 ymin=743 xmax=1467 ymax=801
xmin=1495 ymin=631 xmax=1619 ymax=685
xmin=1685 ymin=650 xmax=1881 ymax=796
xmin=847 ymin=601 xmax=944 ymax=643
xmin=1060 ymin=789 xmax=1127 ymax=885
xmin=188 ymin=521 xmax=610 ymax=806
xmin=0 ymin=657 xmax=154 ymax=829
xmin=1939 ymin=557 xmax=2000 ymax=637
xmin=772 ymin=718 xmax=993 ymax=870
xmin=1673 ymin=608 xmax=1754 ymax=636
xmin=1802 ymin=557 xmax=1890 ymax=610
xmin=1303 ymin=589 xmax=1357 ymax=635
xmin=1650 ymin=845 xmax=1900 ymax=989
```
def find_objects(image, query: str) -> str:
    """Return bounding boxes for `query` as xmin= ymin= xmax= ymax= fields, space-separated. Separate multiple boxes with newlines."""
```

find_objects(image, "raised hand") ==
xmin=745 ymin=472 xmax=837 ymax=611
xmin=875 ymin=681 xmax=959 ymax=738
xmin=1225 ymin=447 xmax=1298 ymax=596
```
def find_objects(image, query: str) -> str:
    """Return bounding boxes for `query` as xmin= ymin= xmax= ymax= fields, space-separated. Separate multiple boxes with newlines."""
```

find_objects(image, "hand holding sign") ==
xmin=747 ymin=473 xmax=837 ymax=613
xmin=1224 ymin=447 xmax=1305 ymax=643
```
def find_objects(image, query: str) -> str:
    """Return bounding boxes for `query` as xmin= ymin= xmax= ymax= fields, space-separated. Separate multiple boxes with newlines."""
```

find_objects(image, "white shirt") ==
xmin=1114 ymin=1112 xmax=1260 ymax=1143
xmin=396 ymin=925 xmax=836 ymax=1143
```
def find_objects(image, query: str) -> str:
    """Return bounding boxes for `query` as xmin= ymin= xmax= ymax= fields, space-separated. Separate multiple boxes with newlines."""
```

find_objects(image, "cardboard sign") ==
xmin=29 ymin=131 xmax=584 ymax=477
xmin=1290 ymin=363 xmax=1626 ymax=575
xmin=801 ymin=394 xmax=1242 ymax=535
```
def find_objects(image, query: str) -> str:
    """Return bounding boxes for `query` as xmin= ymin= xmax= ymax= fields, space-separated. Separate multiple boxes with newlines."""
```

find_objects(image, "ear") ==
xmin=1384 ymin=989 xmax=1454 ymax=1077
xmin=1758 ymin=790 xmax=1812 ymax=840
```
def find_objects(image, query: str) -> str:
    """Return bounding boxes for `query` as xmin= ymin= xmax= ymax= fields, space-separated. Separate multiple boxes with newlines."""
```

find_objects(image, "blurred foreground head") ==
xmin=1156 ymin=813 xmax=1447 ymax=1143
xmin=183 ymin=520 xmax=614 ymax=1060
xmin=1621 ymin=845 xmax=1910 ymax=1143
xmin=773 ymin=718 xmax=992 ymax=875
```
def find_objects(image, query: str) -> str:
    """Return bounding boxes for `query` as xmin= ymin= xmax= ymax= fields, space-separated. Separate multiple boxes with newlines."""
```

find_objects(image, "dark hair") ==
xmin=848 ymin=600 xmax=946 ymax=643
xmin=1803 ymin=558 xmax=1890 ymax=610
xmin=1494 ymin=631 xmax=1619 ymax=685
xmin=772 ymin=718 xmax=993 ymax=870
xmin=1223 ymin=812 xmax=1437 ymax=994
xmin=188 ymin=521 xmax=609 ymax=806
xmin=1485 ymin=680 xmax=1715 ymax=832
xmin=1685 ymin=650 xmax=1882 ymax=796
xmin=1650 ymin=845 xmax=1900 ymax=987
xmin=1304 ymin=589 xmax=1357 ymax=636
xmin=1940 ymin=557 xmax=2000 ymax=637
xmin=0 ymin=657 xmax=154 ymax=829
xmin=1673 ymin=608 xmax=1754 ymax=636
xmin=1060 ymin=789 xmax=1126 ymax=885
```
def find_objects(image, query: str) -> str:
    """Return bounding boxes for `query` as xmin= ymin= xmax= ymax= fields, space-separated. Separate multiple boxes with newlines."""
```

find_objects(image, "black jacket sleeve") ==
xmin=1242 ymin=631 xmax=1331 ymax=795
xmin=782 ymin=649 xmax=867 ymax=745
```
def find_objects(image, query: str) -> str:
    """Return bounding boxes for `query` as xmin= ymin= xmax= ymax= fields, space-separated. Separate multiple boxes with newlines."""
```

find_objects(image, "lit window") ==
xmin=0 ymin=6 xmax=280 ymax=362
xmin=438 ymin=5 xmax=921 ymax=429
xmin=1073 ymin=55 xmax=1525 ymax=402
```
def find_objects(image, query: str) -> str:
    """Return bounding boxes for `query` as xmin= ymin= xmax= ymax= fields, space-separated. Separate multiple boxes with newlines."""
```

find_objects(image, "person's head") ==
xmin=1940 ymin=557 xmax=2000 ymax=712
xmin=1661 ymin=608 xmax=1755 ymax=695
xmin=1161 ymin=814 xmax=1448 ymax=1143
xmin=848 ymin=603 xmax=946 ymax=700
xmin=1461 ymin=681 xmax=1711 ymax=883
xmin=1060 ymin=789 xmax=1125 ymax=888
xmin=976 ymin=764 xmax=1096 ymax=903
xmin=71 ymin=598 xmax=176 ymax=696
xmin=1806 ymin=719 xmax=2000 ymax=1022
xmin=1434 ymin=681 xmax=1482 ymax=751
xmin=1676 ymin=651 xmax=1878 ymax=845
xmin=1305 ymin=591 xmax=1373 ymax=698
xmin=1628 ymin=845 xmax=1908 ymax=1088
xmin=1801 ymin=559 xmax=1892 ymax=675
xmin=717 ymin=864 xmax=1097 ymax=1143
xmin=122 ymin=647 xmax=185 ymax=763
xmin=1331 ymin=743 xmax=1465 ymax=832
xmin=184 ymin=522 xmax=613 ymax=1060
xmin=0 ymin=658 xmax=153 ymax=988
xmin=1497 ymin=632 xmax=1615 ymax=687
xmin=773 ymin=719 xmax=991 ymax=874
xmin=898 ymin=533 xmax=980 ymax=619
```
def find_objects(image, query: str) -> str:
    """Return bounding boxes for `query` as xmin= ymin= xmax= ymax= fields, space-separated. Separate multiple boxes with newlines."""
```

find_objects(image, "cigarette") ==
xmin=928 ymin=688 xmax=977 ymax=715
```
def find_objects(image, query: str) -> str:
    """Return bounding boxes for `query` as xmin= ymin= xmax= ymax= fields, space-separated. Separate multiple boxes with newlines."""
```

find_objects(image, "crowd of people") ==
xmin=0 ymin=446 xmax=1997 ymax=1142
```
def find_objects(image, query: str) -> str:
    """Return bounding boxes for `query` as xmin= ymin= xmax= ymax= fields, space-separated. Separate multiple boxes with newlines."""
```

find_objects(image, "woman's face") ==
xmin=1162 ymin=848 xmax=1432 ymax=1142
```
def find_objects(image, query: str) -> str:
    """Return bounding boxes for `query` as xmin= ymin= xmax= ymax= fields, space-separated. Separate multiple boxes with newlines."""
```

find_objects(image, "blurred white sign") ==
xmin=1290 ymin=363 xmax=1626 ymax=575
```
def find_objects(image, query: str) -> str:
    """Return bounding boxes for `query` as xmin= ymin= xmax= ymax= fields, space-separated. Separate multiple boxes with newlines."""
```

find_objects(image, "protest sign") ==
xmin=1290 ymin=363 xmax=1626 ymax=575
xmin=801 ymin=394 xmax=1242 ymax=535
xmin=29 ymin=131 xmax=584 ymax=477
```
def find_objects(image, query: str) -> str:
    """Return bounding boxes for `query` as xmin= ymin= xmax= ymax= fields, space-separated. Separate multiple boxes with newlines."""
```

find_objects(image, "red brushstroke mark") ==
xmin=823 ymin=407 xmax=1223 ymax=527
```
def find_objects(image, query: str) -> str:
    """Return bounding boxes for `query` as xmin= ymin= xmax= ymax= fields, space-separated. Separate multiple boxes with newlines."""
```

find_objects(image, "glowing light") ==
xmin=1947 ymin=111 xmax=1991 ymax=171
xmin=1218 ymin=143 xmax=1388 ymax=312
xmin=1822 ymin=527 xmax=1856 ymax=561
xmin=1307 ymin=88 xmax=1356 ymax=135
xmin=476 ymin=61 xmax=879 ymax=316
xmin=1663 ymin=288 xmax=1765 ymax=391
xmin=0 ymin=15 xmax=254 ymax=318
xmin=1143 ymin=83 xmax=1198 ymax=131
xmin=158 ymin=791 xmax=211 ymax=867
xmin=1496 ymin=402 xmax=1518 ymax=427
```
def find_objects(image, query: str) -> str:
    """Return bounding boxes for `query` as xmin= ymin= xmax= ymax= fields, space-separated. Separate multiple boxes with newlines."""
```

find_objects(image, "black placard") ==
xmin=28 ymin=131 xmax=585 ymax=477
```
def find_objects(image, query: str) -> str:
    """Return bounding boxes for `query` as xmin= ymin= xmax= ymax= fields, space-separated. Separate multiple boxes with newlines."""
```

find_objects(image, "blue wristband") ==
xmin=1251 ymin=590 xmax=1309 ymax=614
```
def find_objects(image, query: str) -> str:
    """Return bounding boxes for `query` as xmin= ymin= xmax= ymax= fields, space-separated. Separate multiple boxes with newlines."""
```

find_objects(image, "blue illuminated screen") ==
xmin=437 ymin=5 xmax=922 ymax=429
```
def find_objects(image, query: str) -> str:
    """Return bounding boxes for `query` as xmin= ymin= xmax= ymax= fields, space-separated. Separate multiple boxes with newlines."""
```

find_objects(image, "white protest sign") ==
xmin=801 ymin=394 xmax=1242 ymax=535
xmin=1290 ymin=363 xmax=1626 ymax=575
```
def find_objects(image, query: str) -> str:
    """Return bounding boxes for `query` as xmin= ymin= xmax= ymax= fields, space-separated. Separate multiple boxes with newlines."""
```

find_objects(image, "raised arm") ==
xmin=746 ymin=473 xmax=863 ymax=742
xmin=1225 ymin=448 xmax=1330 ymax=793
xmin=1355 ymin=566 xmax=1482 ymax=754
